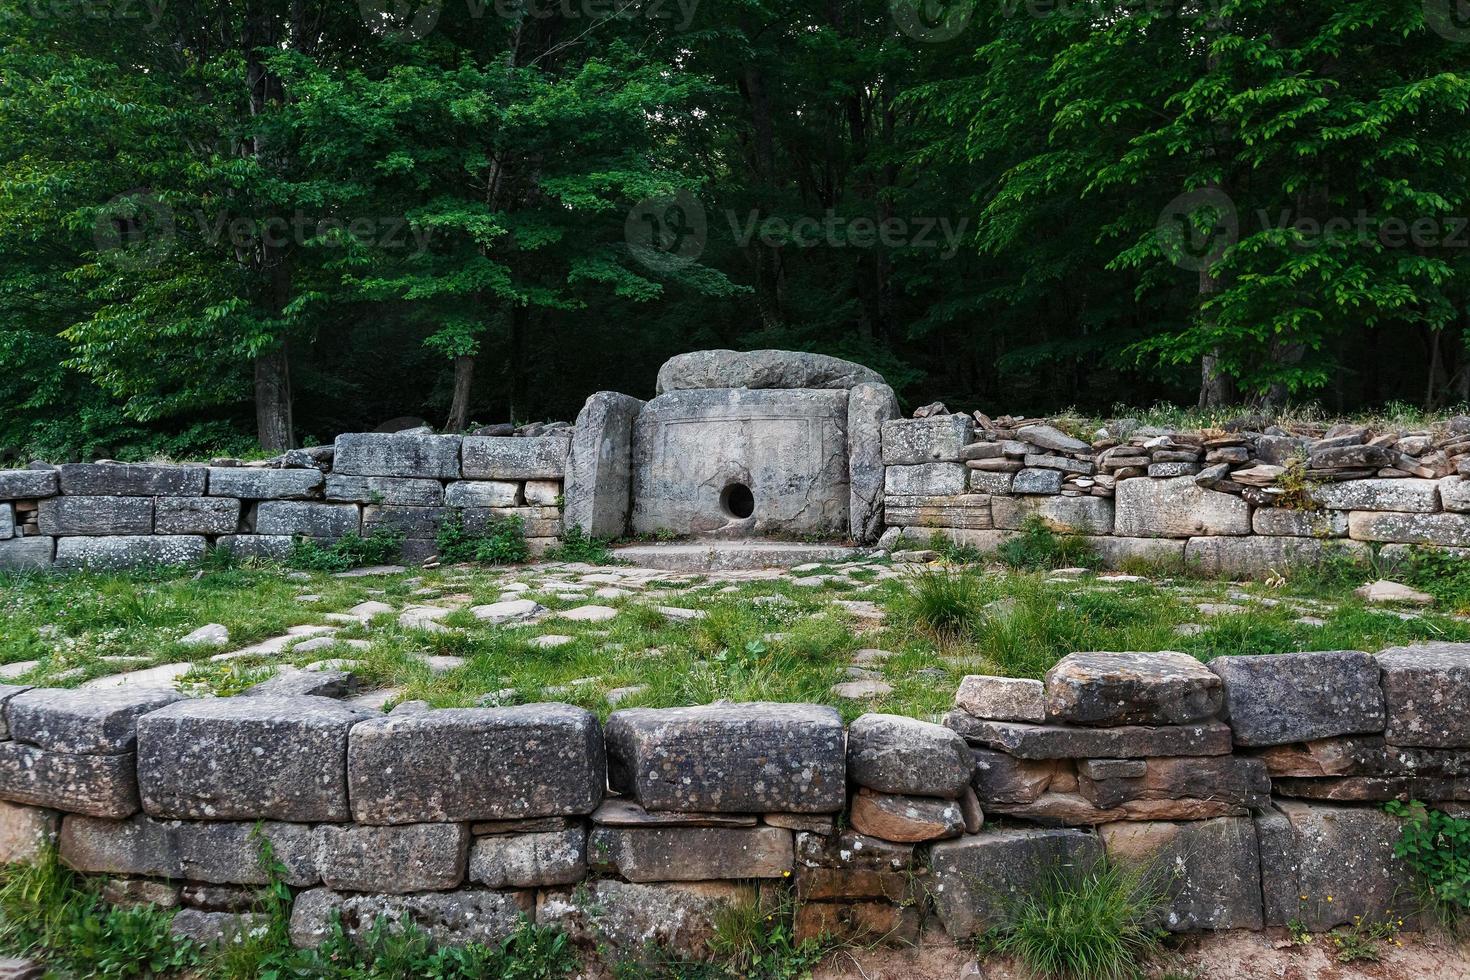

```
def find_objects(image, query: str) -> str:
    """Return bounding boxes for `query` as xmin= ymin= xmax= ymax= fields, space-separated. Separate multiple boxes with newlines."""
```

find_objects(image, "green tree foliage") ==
xmin=1 ymin=0 xmax=1467 ymax=461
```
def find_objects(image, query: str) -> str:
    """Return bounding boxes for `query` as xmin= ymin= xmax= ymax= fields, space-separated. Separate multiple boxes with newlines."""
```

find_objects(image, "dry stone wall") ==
xmin=0 ymin=430 xmax=568 ymax=572
xmin=879 ymin=412 xmax=1470 ymax=573
xmin=0 ymin=646 xmax=1464 ymax=955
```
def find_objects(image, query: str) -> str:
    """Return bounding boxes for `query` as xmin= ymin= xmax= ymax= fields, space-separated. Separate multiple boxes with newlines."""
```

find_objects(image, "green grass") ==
xmin=4 ymin=546 xmax=1470 ymax=721
xmin=985 ymin=861 xmax=1166 ymax=980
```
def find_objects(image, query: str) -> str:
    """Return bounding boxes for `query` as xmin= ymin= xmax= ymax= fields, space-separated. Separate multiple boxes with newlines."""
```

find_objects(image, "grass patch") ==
xmin=996 ymin=516 xmax=1101 ymax=572
xmin=985 ymin=861 xmax=1166 ymax=980
xmin=545 ymin=525 xmax=617 ymax=564
xmin=289 ymin=529 xmax=403 ymax=572
xmin=892 ymin=568 xmax=987 ymax=642
xmin=436 ymin=511 xmax=529 ymax=564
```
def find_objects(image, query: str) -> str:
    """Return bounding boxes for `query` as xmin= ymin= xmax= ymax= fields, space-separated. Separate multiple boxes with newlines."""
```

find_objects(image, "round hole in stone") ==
xmin=720 ymin=482 xmax=755 ymax=520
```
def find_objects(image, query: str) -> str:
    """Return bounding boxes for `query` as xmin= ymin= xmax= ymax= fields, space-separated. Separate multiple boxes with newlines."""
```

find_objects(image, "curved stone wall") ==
xmin=0 ymin=645 xmax=1464 ymax=953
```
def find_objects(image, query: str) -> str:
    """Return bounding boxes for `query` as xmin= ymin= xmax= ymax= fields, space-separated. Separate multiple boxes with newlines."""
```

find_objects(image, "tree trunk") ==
xmin=255 ymin=343 xmax=294 ymax=452
xmin=446 ymin=355 xmax=476 ymax=432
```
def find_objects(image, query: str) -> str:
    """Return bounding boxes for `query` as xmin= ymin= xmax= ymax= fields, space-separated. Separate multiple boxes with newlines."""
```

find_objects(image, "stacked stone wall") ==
xmin=0 ymin=431 xmax=568 ymax=572
xmin=0 ymin=645 xmax=1465 ymax=954
xmin=880 ymin=413 xmax=1470 ymax=573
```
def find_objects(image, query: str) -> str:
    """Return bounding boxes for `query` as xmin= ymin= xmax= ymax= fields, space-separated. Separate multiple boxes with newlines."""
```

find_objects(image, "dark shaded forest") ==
xmin=2 ymin=0 xmax=1468 ymax=459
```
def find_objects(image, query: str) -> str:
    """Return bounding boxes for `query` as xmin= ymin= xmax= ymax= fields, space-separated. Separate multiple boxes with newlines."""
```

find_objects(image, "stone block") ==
xmin=313 ymin=823 xmax=467 ymax=893
xmin=524 ymin=480 xmax=560 ymax=505
xmin=348 ymin=705 xmax=604 ymax=824
xmin=468 ymin=828 xmax=586 ymax=888
xmin=0 ymin=537 xmax=53 ymax=571
xmin=59 ymin=814 xmax=178 ymax=877
xmin=605 ymin=703 xmax=845 ymax=813
xmin=537 ymin=879 xmax=756 ymax=959
xmin=8 ymin=686 xmax=187 ymax=754
xmin=360 ymin=505 xmax=447 ymax=539
xmin=462 ymin=436 xmax=569 ymax=481
xmin=0 ymin=686 xmax=29 ymax=741
xmin=1270 ymin=775 xmax=1470 ymax=801
xmin=883 ymin=462 xmax=967 ymax=497
xmin=154 ymin=497 xmax=241 ymax=535
xmin=333 ymin=432 xmax=462 ymax=479
xmin=0 ymin=801 xmax=57 ymax=864
xmin=37 ymin=496 xmax=153 ymax=536
xmin=1257 ymin=801 xmax=1415 ymax=930
xmin=1012 ymin=468 xmax=1064 ymax=495
xmin=656 ymin=349 xmax=883 ymax=393
xmin=58 ymin=463 xmax=205 ymax=497
xmin=992 ymin=495 xmax=1113 ymax=534
xmin=847 ymin=713 xmax=972 ymax=799
xmin=1113 ymin=476 xmax=1250 ymax=538
xmin=928 ymin=828 xmax=1102 ymax=938
xmin=105 ymin=877 xmax=182 ymax=907
xmin=1084 ymin=535 xmax=1185 ymax=570
xmin=1015 ymin=424 xmax=1089 ymax=454
xmin=1045 ymin=651 xmax=1222 ymax=726
xmin=171 ymin=909 xmax=270 ymax=946
xmin=206 ymin=467 xmax=323 ymax=500
xmin=214 ymin=535 xmax=295 ymax=560
xmin=884 ymin=494 xmax=993 ymax=530
xmin=290 ymin=888 xmax=532 ymax=949
xmin=631 ymin=389 xmax=849 ymax=537
xmin=1078 ymin=756 xmax=1269 ymax=809
xmin=969 ymin=469 xmax=1014 ymax=494
xmin=55 ymin=535 xmax=206 ymax=570
xmin=1440 ymin=475 xmax=1470 ymax=512
xmin=0 ymin=504 xmax=12 ymax=540
xmin=0 ymin=470 xmax=57 ymax=499
xmin=588 ymin=825 xmax=793 ymax=881
xmin=881 ymin=415 xmax=973 ymax=465
xmin=793 ymin=901 xmax=922 ymax=945
xmin=1348 ymin=510 xmax=1470 ymax=547
xmin=1312 ymin=478 xmax=1440 ymax=512
xmin=443 ymin=480 xmax=521 ymax=509
xmin=562 ymin=392 xmax=643 ymax=539
xmin=137 ymin=696 xmax=368 ymax=821
xmin=848 ymin=382 xmax=900 ymax=543
xmin=1099 ymin=817 xmax=1262 ymax=931
xmin=177 ymin=820 xmax=318 ymax=886
xmin=1208 ymin=650 xmax=1385 ymax=746
xmin=970 ymin=749 xmax=1055 ymax=804
xmin=0 ymin=744 xmax=138 ymax=818
xmin=947 ymin=713 xmax=1233 ymax=759
xmin=955 ymin=675 xmax=1045 ymax=723
xmin=1251 ymin=507 xmax=1349 ymax=537
xmin=849 ymin=789 xmax=964 ymax=843
xmin=325 ymin=475 xmax=444 ymax=507
xmin=1377 ymin=643 xmax=1470 ymax=747
xmin=254 ymin=501 xmax=360 ymax=538
xmin=1184 ymin=535 xmax=1368 ymax=578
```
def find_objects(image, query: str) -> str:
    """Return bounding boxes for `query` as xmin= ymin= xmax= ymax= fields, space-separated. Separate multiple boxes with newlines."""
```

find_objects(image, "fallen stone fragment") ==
xmin=1354 ymin=580 xmax=1434 ymax=605
xmin=1045 ymin=651 xmax=1222 ymax=726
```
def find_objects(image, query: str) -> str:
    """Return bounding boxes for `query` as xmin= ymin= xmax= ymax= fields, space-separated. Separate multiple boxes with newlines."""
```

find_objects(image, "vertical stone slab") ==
xmin=563 ymin=391 xmax=645 ymax=539
xmin=1098 ymin=817 xmax=1262 ymax=931
xmin=928 ymin=829 xmax=1102 ymax=938
xmin=847 ymin=383 xmax=900 ymax=544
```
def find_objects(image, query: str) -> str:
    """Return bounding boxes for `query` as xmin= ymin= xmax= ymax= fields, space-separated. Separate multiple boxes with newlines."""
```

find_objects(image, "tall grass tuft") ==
xmin=988 ymin=861 xmax=1165 ymax=980
xmin=894 ymin=568 xmax=987 ymax=642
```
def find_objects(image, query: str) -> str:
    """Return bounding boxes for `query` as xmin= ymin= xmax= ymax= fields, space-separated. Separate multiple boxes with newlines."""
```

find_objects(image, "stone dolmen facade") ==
xmin=0 ymin=645 xmax=1462 ymax=954
xmin=8 ymin=349 xmax=1470 ymax=573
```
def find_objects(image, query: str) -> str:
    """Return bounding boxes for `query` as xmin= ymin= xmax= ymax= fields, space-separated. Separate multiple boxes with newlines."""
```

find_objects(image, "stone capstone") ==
xmin=1208 ymin=650 xmax=1385 ymax=746
xmin=605 ymin=703 xmax=845 ymax=813
xmin=206 ymin=467 xmax=323 ymax=500
xmin=137 ymin=696 xmax=369 ymax=821
xmin=1045 ymin=651 xmax=1223 ymax=726
xmin=955 ymin=675 xmax=1046 ymax=723
xmin=0 ymin=469 xmax=58 ymax=499
xmin=654 ymin=349 xmax=883 ymax=393
xmin=846 ymin=713 xmax=973 ymax=799
xmin=563 ymin=391 xmax=645 ymax=539
xmin=7 ymin=686 xmax=186 ymax=754
xmin=58 ymin=463 xmax=205 ymax=497
xmin=333 ymin=432 xmax=463 ymax=479
xmin=1377 ymin=643 xmax=1470 ymax=747
xmin=347 ymin=705 xmax=605 ymax=824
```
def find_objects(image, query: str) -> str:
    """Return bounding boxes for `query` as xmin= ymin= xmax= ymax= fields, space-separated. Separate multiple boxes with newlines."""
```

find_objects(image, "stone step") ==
xmin=610 ymin=540 xmax=864 ymax=571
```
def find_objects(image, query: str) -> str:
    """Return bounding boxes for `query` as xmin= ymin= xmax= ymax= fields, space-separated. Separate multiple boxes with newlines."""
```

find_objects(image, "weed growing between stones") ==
xmin=289 ymin=529 xmax=404 ymax=572
xmin=0 ymin=848 xmax=201 ymax=977
xmin=1387 ymin=800 xmax=1470 ymax=925
xmin=983 ymin=860 xmax=1166 ymax=980
xmin=545 ymin=525 xmax=617 ymax=564
xmin=613 ymin=898 xmax=827 ymax=980
xmin=995 ymin=516 xmax=1102 ymax=572
xmin=436 ymin=510 xmax=529 ymax=564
